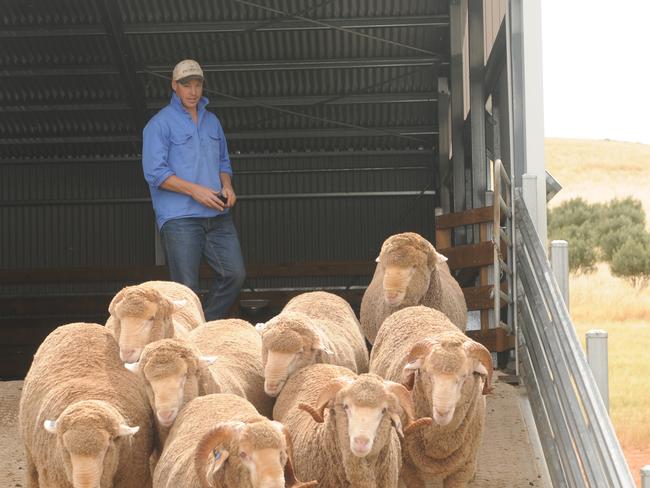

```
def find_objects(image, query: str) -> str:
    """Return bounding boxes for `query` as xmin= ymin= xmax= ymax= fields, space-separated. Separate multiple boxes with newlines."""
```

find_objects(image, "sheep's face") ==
xmin=109 ymin=286 xmax=187 ymax=363
xmin=318 ymin=375 xmax=411 ymax=458
xmin=125 ymin=340 xmax=209 ymax=428
xmin=404 ymin=340 xmax=488 ymax=426
xmin=377 ymin=232 xmax=447 ymax=307
xmin=43 ymin=401 xmax=139 ymax=488
xmin=262 ymin=314 xmax=331 ymax=397
xmin=199 ymin=421 xmax=295 ymax=488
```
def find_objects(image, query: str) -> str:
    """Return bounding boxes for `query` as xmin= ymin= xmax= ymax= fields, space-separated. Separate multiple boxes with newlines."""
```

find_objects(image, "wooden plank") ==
xmin=466 ymin=327 xmax=515 ymax=352
xmin=436 ymin=228 xmax=452 ymax=250
xmin=435 ymin=206 xmax=493 ymax=229
xmin=438 ymin=241 xmax=494 ymax=270
xmin=0 ymin=261 xmax=376 ymax=284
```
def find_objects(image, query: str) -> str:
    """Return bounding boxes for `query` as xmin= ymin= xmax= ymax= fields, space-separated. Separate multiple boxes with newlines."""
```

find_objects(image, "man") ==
xmin=142 ymin=59 xmax=245 ymax=320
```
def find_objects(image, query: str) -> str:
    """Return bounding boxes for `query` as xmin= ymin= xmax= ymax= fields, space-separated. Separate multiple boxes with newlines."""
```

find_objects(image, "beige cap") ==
xmin=172 ymin=59 xmax=204 ymax=82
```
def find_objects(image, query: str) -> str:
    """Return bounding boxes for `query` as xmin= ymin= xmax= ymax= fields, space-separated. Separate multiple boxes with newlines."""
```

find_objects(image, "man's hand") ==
xmin=220 ymin=185 xmax=237 ymax=208
xmin=190 ymin=184 xmax=226 ymax=211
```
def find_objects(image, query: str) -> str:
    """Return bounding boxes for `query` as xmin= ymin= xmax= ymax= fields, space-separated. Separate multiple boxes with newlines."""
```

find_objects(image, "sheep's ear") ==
xmin=199 ymin=356 xmax=218 ymax=367
xmin=117 ymin=424 xmax=139 ymax=437
xmin=124 ymin=361 xmax=140 ymax=374
xmin=375 ymin=254 xmax=381 ymax=263
xmin=43 ymin=420 xmax=58 ymax=434
xmin=255 ymin=322 xmax=267 ymax=333
xmin=402 ymin=340 xmax=434 ymax=390
xmin=108 ymin=287 xmax=128 ymax=316
xmin=436 ymin=251 xmax=449 ymax=263
xmin=172 ymin=299 xmax=187 ymax=311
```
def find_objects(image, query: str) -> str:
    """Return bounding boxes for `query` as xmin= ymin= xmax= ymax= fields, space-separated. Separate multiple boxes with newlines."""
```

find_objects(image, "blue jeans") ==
xmin=160 ymin=213 xmax=246 ymax=320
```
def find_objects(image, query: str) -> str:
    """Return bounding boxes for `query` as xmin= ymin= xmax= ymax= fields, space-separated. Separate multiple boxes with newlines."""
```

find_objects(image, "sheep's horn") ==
xmin=281 ymin=424 xmax=319 ymax=487
xmin=193 ymin=422 xmax=244 ymax=488
xmin=298 ymin=403 xmax=323 ymax=423
xmin=404 ymin=417 xmax=433 ymax=436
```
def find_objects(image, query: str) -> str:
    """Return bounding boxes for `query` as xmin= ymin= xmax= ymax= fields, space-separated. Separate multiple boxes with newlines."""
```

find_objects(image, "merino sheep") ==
xmin=125 ymin=319 xmax=273 ymax=448
xmin=260 ymin=291 xmax=369 ymax=397
xmin=369 ymin=306 xmax=493 ymax=488
xmin=153 ymin=393 xmax=317 ymax=488
xmin=273 ymin=363 xmax=431 ymax=488
xmin=19 ymin=323 xmax=154 ymax=488
xmin=106 ymin=280 xmax=205 ymax=363
xmin=360 ymin=232 xmax=467 ymax=344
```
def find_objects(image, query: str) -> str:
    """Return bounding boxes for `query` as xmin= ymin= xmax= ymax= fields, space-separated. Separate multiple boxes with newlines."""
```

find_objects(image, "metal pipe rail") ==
xmin=514 ymin=190 xmax=634 ymax=487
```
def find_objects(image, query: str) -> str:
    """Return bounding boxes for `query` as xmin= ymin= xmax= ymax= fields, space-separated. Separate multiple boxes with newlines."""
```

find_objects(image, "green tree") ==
xmin=610 ymin=236 xmax=650 ymax=287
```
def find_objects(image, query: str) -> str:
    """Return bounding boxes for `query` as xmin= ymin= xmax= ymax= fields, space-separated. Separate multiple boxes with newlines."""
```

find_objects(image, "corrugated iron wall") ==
xmin=1 ymin=0 xmax=448 ymax=292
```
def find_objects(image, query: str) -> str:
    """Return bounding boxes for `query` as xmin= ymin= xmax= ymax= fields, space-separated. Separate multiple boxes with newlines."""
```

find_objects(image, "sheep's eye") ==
xmin=381 ymin=407 xmax=388 ymax=414
xmin=149 ymin=316 xmax=155 ymax=321
xmin=342 ymin=403 xmax=349 ymax=411
xmin=239 ymin=451 xmax=249 ymax=461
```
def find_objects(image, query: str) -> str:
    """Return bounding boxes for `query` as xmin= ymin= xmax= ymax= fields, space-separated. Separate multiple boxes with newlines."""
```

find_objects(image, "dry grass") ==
xmin=546 ymin=138 xmax=650 ymax=228
xmin=545 ymin=138 xmax=650 ymax=483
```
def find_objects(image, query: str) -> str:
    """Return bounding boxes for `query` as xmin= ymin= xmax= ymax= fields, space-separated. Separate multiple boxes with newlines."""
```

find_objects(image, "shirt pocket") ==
xmin=206 ymin=131 xmax=222 ymax=169
xmin=168 ymin=131 xmax=194 ymax=168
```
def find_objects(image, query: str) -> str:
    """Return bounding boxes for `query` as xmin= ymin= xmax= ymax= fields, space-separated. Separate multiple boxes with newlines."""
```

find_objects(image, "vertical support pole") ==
xmin=641 ymin=466 xmax=650 ymax=488
xmin=550 ymin=240 xmax=569 ymax=308
xmin=469 ymin=0 xmax=487 ymax=211
xmin=450 ymin=0 xmax=467 ymax=218
xmin=522 ymin=173 xmax=538 ymax=233
xmin=438 ymin=77 xmax=452 ymax=214
xmin=586 ymin=330 xmax=609 ymax=412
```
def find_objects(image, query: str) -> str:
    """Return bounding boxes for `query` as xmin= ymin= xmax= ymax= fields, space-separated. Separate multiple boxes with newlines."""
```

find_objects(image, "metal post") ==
xmin=641 ymin=465 xmax=650 ymax=488
xmin=550 ymin=240 xmax=569 ymax=308
xmin=586 ymin=330 xmax=609 ymax=412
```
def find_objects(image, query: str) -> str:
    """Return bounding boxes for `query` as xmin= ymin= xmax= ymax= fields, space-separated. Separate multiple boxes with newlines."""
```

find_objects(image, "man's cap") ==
xmin=172 ymin=59 xmax=204 ymax=82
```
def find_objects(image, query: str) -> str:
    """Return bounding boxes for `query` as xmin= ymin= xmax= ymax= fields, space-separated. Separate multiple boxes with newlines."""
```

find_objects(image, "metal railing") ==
xmin=514 ymin=190 xmax=635 ymax=487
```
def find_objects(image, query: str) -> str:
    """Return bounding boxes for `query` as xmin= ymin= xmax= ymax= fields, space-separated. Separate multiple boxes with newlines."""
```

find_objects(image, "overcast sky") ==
xmin=541 ymin=0 xmax=650 ymax=144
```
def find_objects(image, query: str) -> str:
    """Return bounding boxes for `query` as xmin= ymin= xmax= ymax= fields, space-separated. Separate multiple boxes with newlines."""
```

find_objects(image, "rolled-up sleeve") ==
xmin=142 ymin=120 xmax=174 ymax=188
xmin=217 ymin=122 xmax=233 ymax=176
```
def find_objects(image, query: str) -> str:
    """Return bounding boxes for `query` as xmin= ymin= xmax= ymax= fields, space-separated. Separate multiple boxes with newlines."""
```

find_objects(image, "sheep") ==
xmin=19 ymin=322 xmax=154 ymax=488
xmin=273 ymin=363 xmax=432 ymax=488
xmin=260 ymin=291 xmax=369 ymax=397
xmin=359 ymin=232 xmax=467 ymax=344
xmin=153 ymin=393 xmax=317 ymax=488
xmin=125 ymin=319 xmax=273 ymax=449
xmin=106 ymin=280 xmax=205 ymax=363
xmin=369 ymin=306 xmax=493 ymax=488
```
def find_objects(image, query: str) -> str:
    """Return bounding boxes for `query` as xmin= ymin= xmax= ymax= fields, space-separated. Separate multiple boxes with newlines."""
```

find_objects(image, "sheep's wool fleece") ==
xmin=360 ymin=233 xmax=467 ymax=344
xmin=189 ymin=318 xmax=274 ymax=418
xmin=274 ymin=364 xmax=402 ymax=488
xmin=369 ymin=306 xmax=486 ymax=486
xmin=266 ymin=291 xmax=369 ymax=373
xmin=153 ymin=394 xmax=277 ymax=488
xmin=19 ymin=323 xmax=154 ymax=488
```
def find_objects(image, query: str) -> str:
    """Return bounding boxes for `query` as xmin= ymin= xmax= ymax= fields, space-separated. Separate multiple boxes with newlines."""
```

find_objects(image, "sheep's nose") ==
xmin=157 ymin=409 xmax=178 ymax=425
xmin=435 ymin=408 xmax=451 ymax=418
xmin=353 ymin=436 xmax=370 ymax=450
xmin=120 ymin=349 xmax=138 ymax=362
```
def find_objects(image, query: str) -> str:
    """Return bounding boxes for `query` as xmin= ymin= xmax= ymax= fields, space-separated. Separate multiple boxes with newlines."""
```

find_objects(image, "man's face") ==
xmin=172 ymin=78 xmax=203 ymax=111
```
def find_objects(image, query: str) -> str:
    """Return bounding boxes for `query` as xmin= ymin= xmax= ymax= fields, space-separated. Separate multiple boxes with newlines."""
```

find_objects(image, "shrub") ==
xmin=610 ymin=237 xmax=650 ymax=287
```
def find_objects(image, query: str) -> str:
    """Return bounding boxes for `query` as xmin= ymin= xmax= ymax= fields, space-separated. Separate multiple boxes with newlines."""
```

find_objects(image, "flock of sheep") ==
xmin=19 ymin=232 xmax=494 ymax=488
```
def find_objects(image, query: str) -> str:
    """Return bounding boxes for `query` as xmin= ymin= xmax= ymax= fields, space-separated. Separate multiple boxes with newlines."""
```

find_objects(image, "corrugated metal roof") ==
xmin=1 ymin=0 xmax=447 ymax=280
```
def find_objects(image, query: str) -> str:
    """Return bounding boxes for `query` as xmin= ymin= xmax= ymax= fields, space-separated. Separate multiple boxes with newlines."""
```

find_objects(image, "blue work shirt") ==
xmin=142 ymin=93 xmax=233 ymax=229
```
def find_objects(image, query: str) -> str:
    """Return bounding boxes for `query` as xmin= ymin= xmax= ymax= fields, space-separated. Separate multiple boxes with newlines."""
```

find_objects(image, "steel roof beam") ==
xmin=144 ymin=57 xmax=444 ymax=73
xmin=124 ymin=16 xmax=449 ymax=34
xmin=0 ymin=149 xmax=435 ymax=165
xmin=0 ymin=127 xmax=436 ymax=145
xmin=0 ymin=16 xmax=449 ymax=38
xmin=0 ymin=93 xmax=437 ymax=113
